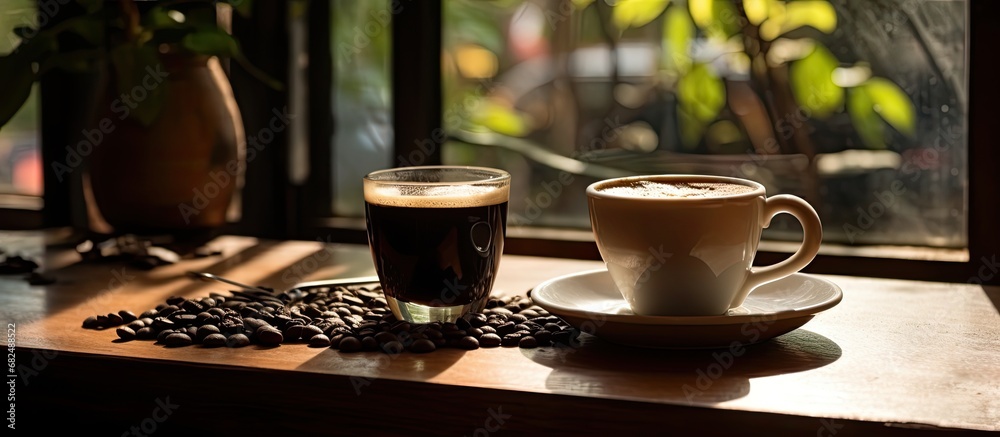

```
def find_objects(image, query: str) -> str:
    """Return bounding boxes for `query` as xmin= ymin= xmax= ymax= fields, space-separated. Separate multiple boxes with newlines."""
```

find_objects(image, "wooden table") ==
xmin=2 ymin=231 xmax=997 ymax=435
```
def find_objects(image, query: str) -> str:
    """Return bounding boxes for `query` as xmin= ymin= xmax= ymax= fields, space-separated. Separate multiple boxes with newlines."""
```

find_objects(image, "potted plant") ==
xmin=0 ymin=0 xmax=279 ymax=236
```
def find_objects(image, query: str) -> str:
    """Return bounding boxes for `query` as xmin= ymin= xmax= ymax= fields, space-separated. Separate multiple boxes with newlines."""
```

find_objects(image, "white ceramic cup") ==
xmin=587 ymin=175 xmax=822 ymax=316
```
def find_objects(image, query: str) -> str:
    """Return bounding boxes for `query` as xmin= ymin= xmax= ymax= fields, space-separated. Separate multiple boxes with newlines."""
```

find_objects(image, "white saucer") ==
xmin=530 ymin=269 xmax=842 ymax=349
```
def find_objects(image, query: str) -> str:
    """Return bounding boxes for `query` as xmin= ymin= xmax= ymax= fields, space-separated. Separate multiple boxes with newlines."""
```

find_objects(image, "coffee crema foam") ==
xmin=365 ymin=185 xmax=508 ymax=208
xmin=598 ymin=180 xmax=756 ymax=198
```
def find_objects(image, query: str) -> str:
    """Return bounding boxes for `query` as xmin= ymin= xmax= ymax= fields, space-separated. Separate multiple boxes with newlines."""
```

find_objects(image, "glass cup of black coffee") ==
xmin=363 ymin=166 xmax=510 ymax=323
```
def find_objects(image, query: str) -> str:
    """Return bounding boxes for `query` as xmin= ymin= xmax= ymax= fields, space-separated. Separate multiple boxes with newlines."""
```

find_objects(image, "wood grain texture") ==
xmin=1 ymin=231 xmax=997 ymax=434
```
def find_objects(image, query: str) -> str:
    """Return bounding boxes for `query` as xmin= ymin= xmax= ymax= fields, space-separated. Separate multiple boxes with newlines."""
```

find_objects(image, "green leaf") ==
xmin=110 ymin=43 xmax=167 ymax=126
xmin=473 ymin=101 xmax=529 ymax=137
xmin=743 ymin=0 xmax=769 ymax=26
xmin=143 ymin=6 xmax=183 ymax=30
xmin=677 ymin=63 xmax=726 ymax=123
xmin=863 ymin=77 xmax=915 ymax=137
xmin=688 ymin=0 xmax=739 ymax=40
xmin=760 ymin=0 xmax=837 ymax=41
xmin=612 ymin=0 xmax=670 ymax=31
xmin=688 ymin=0 xmax=713 ymax=28
xmin=0 ymin=52 xmax=35 ymax=130
xmin=789 ymin=43 xmax=843 ymax=118
xmin=847 ymin=86 xmax=885 ymax=149
xmin=678 ymin=108 xmax=705 ymax=149
xmin=181 ymin=28 xmax=240 ymax=58
xmin=662 ymin=6 xmax=694 ymax=73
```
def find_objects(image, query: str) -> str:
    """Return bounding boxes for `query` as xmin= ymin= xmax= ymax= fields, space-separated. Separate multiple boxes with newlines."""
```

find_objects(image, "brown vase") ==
xmin=86 ymin=54 xmax=244 ymax=235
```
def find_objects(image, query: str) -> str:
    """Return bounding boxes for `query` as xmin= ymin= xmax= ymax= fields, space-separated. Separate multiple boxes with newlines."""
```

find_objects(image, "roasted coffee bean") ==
xmin=495 ymin=322 xmax=516 ymax=336
xmin=518 ymin=309 xmax=540 ymax=319
xmin=157 ymin=305 xmax=180 ymax=317
xmin=156 ymin=329 xmax=175 ymax=343
xmin=519 ymin=322 xmax=544 ymax=332
xmin=82 ymin=316 xmax=100 ymax=329
xmin=202 ymin=333 xmax=227 ymax=347
xmin=456 ymin=336 xmax=479 ymax=350
xmin=300 ymin=325 xmax=324 ymax=341
xmin=207 ymin=308 xmax=227 ymax=318
xmin=196 ymin=325 xmax=221 ymax=342
xmin=106 ymin=312 xmax=124 ymax=326
xmin=256 ymin=326 xmax=284 ymax=346
xmin=500 ymin=336 xmax=521 ymax=347
xmin=467 ymin=327 xmax=484 ymax=338
xmin=164 ymin=333 xmax=193 ymax=347
xmin=544 ymin=323 xmax=562 ymax=332
xmin=361 ymin=336 xmax=378 ymax=351
xmin=240 ymin=307 xmax=262 ymax=318
xmin=181 ymin=300 xmax=205 ymax=313
xmin=467 ymin=313 xmax=488 ymax=327
xmin=284 ymin=325 xmax=304 ymax=341
xmin=172 ymin=314 xmax=198 ymax=325
xmin=509 ymin=314 xmax=528 ymax=324
xmin=136 ymin=327 xmax=155 ymax=340
xmin=409 ymin=338 xmax=436 ymax=353
xmin=201 ymin=298 xmax=218 ymax=308
xmin=519 ymin=336 xmax=538 ymax=348
xmin=118 ymin=310 xmax=138 ymax=323
xmin=185 ymin=326 xmax=198 ymax=337
xmin=374 ymin=332 xmax=398 ymax=345
xmin=339 ymin=336 xmax=362 ymax=352
xmin=479 ymin=326 xmax=497 ymax=335
xmin=533 ymin=330 xmax=552 ymax=346
xmin=309 ymin=334 xmax=331 ymax=347
xmin=489 ymin=307 xmax=513 ymax=317
xmin=151 ymin=317 xmax=175 ymax=330
xmin=116 ymin=327 xmax=136 ymax=341
xmin=140 ymin=309 xmax=159 ymax=319
xmin=486 ymin=298 xmax=503 ymax=309
xmin=244 ymin=318 xmax=270 ymax=333
xmin=166 ymin=296 xmax=186 ymax=306
xmin=443 ymin=329 xmax=467 ymax=340
xmin=227 ymin=333 xmax=251 ymax=348
xmin=504 ymin=304 xmax=522 ymax=313
xmin=479 ymin=333 xmax=502 ymax=348
xmin=390 ymin=321 xmax=411 ymax=333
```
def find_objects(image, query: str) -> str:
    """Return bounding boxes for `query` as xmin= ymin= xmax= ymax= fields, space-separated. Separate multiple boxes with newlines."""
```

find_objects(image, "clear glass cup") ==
xmin=363 ymin=166 xmax=510 ymax=323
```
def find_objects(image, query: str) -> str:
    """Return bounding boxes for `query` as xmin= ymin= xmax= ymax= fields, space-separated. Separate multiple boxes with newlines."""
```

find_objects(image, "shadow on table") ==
xmin=524 ymin=329 xmax=841 ymax=404
xmin=35 ymin=240 xmax=373 ymax=323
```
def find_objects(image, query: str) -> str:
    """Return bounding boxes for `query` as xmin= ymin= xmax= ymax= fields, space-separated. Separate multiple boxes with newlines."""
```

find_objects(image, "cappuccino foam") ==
xmin=598 ymin=180 xmax=755 ymax=198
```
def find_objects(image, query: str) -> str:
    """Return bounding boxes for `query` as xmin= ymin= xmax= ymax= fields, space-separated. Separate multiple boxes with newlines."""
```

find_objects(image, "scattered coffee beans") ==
xmin=82 ymin=283 xmax=580 ymax=355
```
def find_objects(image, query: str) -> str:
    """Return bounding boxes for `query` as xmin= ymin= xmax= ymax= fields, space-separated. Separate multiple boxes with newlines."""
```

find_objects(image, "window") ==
xmin=0 ymin=0 xmax=42 ymax=197
xmin=439 ymin=0 xmax=968 ymax=249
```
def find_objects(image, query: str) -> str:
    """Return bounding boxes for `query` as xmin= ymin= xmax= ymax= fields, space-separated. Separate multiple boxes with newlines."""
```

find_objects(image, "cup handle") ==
xmin=730 ymin=194 xmax=823 ymax=309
